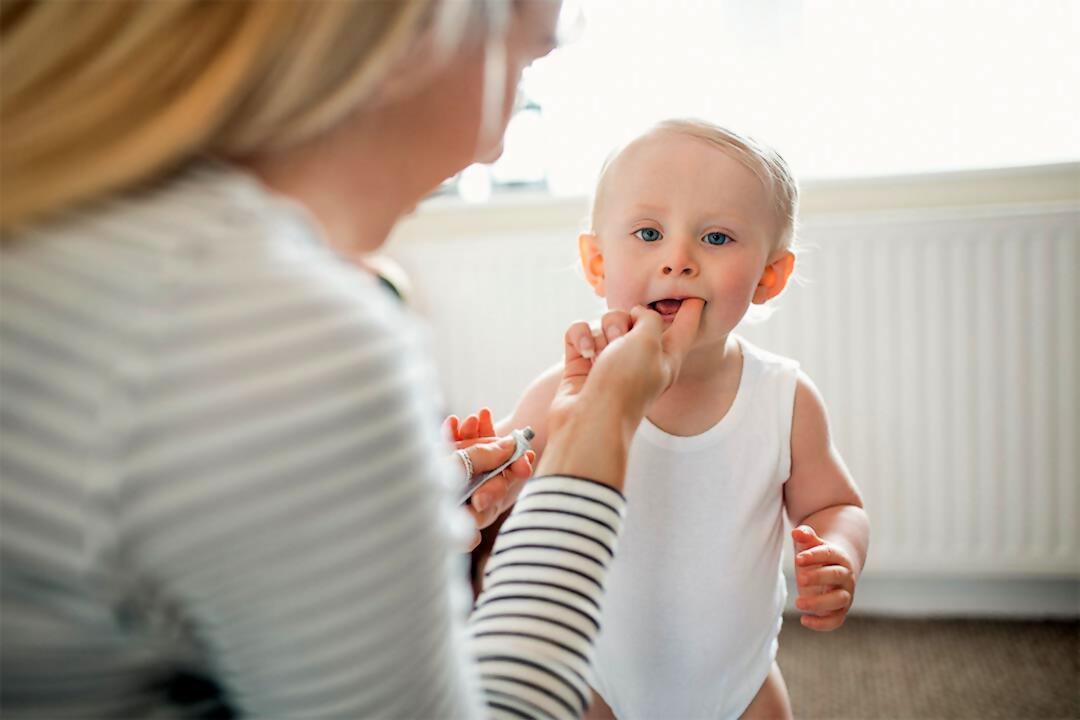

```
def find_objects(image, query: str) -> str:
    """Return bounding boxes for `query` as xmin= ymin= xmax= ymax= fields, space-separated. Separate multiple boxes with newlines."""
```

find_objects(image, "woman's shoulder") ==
xmin=11 ymin=162 xmax=323 ymax=266
xmin=7 ymin=161 xmax=412 ymax=337
xmin=1 ymin=161 xmax=424 ymax=430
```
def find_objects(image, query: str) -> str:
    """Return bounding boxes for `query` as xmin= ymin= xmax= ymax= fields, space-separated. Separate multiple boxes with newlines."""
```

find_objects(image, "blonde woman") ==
xmin=0 ymin=2 xmax=703 ymax=718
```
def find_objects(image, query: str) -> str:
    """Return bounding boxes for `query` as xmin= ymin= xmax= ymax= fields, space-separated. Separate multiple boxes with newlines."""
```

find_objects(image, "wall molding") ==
xmin=790 ymin=576 xmax=1080 ymax=619
xmin=390 ymin=162 xmax=1080 ymax=244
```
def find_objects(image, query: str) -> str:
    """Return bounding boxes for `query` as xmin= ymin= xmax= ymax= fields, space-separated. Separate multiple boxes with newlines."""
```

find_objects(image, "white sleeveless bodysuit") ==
xmin=591 ymin=337 xmax=799 ymax=720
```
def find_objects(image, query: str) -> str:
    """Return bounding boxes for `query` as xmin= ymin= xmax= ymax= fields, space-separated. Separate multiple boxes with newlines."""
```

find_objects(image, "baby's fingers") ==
xmin=800 ymin=610 xmax=847 ymax=632
xmin=477 ymin=408 xmax=495 ymax=438
xmin=795 ymin=588 xmax=851 ymax=615
xmin=797 ymin=564 xmax=853 ymax=591
xmin=443 ymin=415 xmax=461 ymax=442
xmin=792 ymin=525 xmax=825 ymax=554
xmin=459 ymin=414 xmax=481 ymax=440
xmin=796 ymin=544 xmax=850 ymax=569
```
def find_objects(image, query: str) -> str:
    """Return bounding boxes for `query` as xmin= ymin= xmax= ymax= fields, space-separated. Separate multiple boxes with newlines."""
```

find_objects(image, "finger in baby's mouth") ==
xmin=648 ymin=298 xmax=704 ymax=316
xmin=648 ymin=299 xmax=680 ymax=315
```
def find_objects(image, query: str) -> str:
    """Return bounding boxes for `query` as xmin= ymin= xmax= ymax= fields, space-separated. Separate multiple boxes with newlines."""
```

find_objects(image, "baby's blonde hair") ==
xmin=0 ymin=0 xmax=500 ymax=232
xmin=591 ymin=118 xmax=800 ymax=251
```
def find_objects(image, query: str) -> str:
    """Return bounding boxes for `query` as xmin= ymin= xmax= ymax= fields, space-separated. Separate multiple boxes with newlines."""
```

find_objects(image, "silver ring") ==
xmin=456 ymin=449 xmax=474 ymax=481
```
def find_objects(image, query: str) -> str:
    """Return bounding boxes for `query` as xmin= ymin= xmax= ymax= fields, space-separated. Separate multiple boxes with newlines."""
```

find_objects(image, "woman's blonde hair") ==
xmin=590 ymin=118 xmax=800 ymax=251
xmin=0 ymin=0 xmax=496 ymax=232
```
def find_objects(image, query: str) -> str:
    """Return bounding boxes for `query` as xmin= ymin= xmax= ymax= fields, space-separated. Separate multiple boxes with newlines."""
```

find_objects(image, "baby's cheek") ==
xmin=600 ymin=276 xmax=643 ymax=312
xmin=606 ymin=292 xmax=637 ymax=312
xmin=707 ymin=276 xmax=759 ymax=326
xmin=711 ymin=300 xmax=752 ymax=330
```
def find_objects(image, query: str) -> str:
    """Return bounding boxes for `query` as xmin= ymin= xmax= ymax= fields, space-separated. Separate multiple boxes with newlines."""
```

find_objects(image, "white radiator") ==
xmin=387 ymin=201 xmax=1079 ymax=582
xmin=737 ymin=207 xmax=1079 ymax=578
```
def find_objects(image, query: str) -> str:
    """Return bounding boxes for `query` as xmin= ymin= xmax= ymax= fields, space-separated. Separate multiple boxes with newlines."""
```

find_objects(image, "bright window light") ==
xmin=454 ymin=0 xmax=1079 ymax=200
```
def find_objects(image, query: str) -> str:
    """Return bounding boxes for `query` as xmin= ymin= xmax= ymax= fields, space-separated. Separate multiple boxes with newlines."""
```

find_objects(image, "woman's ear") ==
xmin=752 ymin=250 xmax=795 ymax=304
xmin=578 ymin=233 xmax=606 ymax=297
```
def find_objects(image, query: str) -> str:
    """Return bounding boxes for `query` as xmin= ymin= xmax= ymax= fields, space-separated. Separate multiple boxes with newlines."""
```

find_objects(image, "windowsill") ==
xmin=391 ymin=162 xmax=1079 ymax=241
xmin=795 ymin=161 xmax=1080 ymax=215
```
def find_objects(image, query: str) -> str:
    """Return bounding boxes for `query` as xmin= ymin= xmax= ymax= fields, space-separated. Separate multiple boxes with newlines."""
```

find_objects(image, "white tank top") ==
xmin=592 ymin=337 xmax=799 ymax=720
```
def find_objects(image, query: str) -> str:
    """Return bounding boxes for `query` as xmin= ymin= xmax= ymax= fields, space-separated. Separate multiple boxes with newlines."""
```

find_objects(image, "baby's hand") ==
xmin=792 ymin=525 xmax=856 ymax=631
xmin=443 ymin=407 xmax=497 ymax=444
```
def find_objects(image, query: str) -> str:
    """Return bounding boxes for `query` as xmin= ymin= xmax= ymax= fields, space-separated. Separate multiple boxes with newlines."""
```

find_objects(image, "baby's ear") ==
xmin=752 ymin=250 xmax=795 ymax=304
xmin=578 ymin=233 xmax=606 ymax=297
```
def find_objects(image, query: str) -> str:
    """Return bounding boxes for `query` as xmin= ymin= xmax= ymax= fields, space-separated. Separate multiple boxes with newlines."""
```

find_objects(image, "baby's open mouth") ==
xmin=649 ymin=298 xmax=686 ymax=318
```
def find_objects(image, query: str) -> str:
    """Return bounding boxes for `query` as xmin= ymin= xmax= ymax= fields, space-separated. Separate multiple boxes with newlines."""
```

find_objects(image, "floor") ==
xmin=776 ymin=615 xmax=1079 ymax=719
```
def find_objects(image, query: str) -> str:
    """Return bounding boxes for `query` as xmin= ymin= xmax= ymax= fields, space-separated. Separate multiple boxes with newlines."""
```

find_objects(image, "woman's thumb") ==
xmin=663 ymin=298 xmax=705 ymax=358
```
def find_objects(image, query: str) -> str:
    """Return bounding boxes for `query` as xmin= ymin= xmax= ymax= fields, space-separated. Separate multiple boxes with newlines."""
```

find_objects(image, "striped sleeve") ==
xmin=469 ymin=476 xmax=626 ymax=720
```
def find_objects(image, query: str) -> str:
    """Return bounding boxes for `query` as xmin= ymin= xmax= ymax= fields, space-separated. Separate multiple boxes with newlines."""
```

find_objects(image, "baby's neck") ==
xmin=646 ymin=334 xmax=743 ymax=437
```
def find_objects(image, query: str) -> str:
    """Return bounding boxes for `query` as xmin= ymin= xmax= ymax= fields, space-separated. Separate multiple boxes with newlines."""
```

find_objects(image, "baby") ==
xmin=458 ymin=119 xmax=869 ymax=719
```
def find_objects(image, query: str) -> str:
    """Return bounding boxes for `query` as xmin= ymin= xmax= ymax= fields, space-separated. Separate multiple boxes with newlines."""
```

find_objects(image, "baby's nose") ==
xmin=661 ymin=258 xmax=699 ymax=276
xmin=659 ymin=238 xmax=700 ymax=276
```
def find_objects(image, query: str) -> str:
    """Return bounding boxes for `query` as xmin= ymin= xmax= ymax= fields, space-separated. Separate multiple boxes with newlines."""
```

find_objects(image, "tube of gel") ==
xmin=459 ymin=427 xmax=535 ymax=504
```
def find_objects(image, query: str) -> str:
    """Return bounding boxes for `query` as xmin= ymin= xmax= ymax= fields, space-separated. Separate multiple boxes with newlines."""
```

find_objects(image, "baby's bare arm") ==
xmin=496 ymin=361 xmax=564 ymax=461
xmin=784 ymin=371 xmax=869 ymax=572
xmin=784 ymin=373 xmax=869 ymax=629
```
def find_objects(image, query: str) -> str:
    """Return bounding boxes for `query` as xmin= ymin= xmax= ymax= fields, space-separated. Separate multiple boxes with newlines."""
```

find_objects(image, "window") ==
xmin=444 ymin=0 xmax=1079 ymax=201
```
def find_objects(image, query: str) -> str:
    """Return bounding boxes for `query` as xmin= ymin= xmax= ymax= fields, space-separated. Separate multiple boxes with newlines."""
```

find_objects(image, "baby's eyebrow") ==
xmin=704 ymin=215 xmax=749 ymax=230
xmin=623 ymin=204 xmax=749 ymax=229
xmin=624 ymin=202 xmax=668 ymax=216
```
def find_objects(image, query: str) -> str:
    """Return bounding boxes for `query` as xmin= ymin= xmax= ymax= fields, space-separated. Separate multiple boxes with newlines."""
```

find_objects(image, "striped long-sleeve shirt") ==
xmin=0 ymin=164 xmax=625 ymax=719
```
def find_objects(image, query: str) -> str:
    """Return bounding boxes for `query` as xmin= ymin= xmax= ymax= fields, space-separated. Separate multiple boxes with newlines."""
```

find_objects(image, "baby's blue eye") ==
xmin=634 ymin=228 xmax=662 ymax=242
xmin=703 ymin=231 xmax=732 ymax=246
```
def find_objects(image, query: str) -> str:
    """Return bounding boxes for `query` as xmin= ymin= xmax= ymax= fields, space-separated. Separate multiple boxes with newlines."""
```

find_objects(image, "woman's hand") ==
xmin=443 ymin=409 xmax=535 ymax=551
xmin=537 ymin=300 xmax=705 ymax=490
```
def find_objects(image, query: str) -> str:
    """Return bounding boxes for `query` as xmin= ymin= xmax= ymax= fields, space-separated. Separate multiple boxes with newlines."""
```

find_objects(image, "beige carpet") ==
xmin=776 ymin=615 xmax=1079 ymax=719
